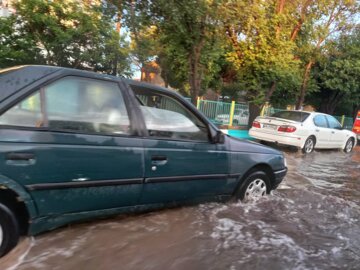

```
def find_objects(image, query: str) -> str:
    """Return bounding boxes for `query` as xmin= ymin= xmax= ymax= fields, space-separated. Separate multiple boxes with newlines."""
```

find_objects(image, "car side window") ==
xmin=130 ymin=85 xmax=209 ymax=142
xmin=313 ymin=115 xmax=328 ymax=128
xmin=0 ymin=92 xmax=43 ymax=127
xmin=0 ymin=77 xmax=131 ymax=135
xmin=326 ymin=115 xmax=342 ymax=129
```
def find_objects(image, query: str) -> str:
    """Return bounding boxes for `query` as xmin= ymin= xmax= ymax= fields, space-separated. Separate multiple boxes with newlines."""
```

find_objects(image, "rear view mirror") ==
xmin=213 ymin=130 xmax=225 ymax=144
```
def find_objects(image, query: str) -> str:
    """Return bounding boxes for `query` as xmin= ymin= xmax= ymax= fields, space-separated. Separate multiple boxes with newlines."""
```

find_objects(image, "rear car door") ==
xmin=128 ymin=83 xmax=232 ymax=204
xmin=326 ymin=115 xmax=347 ymax=147
xmin=312 ymin=115 xmax=332 ymax=148
xmin=0 ymin=75 xmax=144 ymax=216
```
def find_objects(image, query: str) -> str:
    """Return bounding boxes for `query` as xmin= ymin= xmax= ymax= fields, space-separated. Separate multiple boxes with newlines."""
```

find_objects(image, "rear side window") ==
xmin=271 ymin=111 xmax=310 ymax=122
xmin=313 ymin=115 xmax=328 ymax=128
xmin=0 ymin=76 xmax=131 ymax=135
xmin=130 ymin=84 xmax=209 ymax=142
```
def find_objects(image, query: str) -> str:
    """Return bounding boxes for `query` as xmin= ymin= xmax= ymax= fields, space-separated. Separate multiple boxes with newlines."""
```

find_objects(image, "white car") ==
xmin=249 ymin=111 xmax=357 ymax=154
xmin=216 ymin=109 xmax=249 ymax=125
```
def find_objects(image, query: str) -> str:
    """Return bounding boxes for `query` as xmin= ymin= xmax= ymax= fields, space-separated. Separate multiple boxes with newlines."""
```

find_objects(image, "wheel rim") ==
xmin=244 ymin=178 xmax=267 ymax=200
xmin=0 ymin=223 xmax=3 ymax=248
xmin=304 ymin=139 xmax=314 ymax=153
xmin=346 ymin=140 xmax=353 ymax=152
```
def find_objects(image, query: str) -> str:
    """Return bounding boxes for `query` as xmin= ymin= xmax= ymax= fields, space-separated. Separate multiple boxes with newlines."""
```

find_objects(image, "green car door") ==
xmin=0 ymin=76 xmax=144 ymax=216
xmin=128 ymin=83 xmax=235 ymax=204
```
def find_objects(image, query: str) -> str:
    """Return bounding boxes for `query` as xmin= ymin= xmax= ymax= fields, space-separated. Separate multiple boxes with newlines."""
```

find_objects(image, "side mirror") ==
xmin=213 ymin=130 xmax=225 ymax=144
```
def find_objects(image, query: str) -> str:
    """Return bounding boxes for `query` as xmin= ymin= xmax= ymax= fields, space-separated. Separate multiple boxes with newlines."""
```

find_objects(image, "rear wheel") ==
xmin=302 ymin=136 xmax=315 ymax=154
xmin=0 ymin=203 xmax=20 ymax=258
xmin=343 ymin=138 xmax=354 ymax=153
xmin=236 ymin=171 xmax=270 ymax=201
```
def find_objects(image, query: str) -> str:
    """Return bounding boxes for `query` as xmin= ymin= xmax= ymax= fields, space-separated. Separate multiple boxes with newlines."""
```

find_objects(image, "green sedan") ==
xmin=0 ymin=66 xmax=287 ymax=257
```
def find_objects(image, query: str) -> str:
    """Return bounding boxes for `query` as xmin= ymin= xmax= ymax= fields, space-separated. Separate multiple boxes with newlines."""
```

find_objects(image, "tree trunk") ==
xmin=290 ymin=0 xmax=312 ymax=41
xmin=247 ymin=103 xmax=261 ymax=129
xmin=264 ymin=81 xmax=277 ymax=105
xmin=189 ymin=41 xmax=204 ymax=105
xmin=112 ymin=0 xmax=122 ymax=76
xmin=296 ymin=60 xmax=313 ymax=110
xmin=275 ymin=0 xmax=286 ymax=38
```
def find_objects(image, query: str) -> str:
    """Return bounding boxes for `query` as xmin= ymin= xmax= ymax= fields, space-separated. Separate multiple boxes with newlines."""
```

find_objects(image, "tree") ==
xmin=0 ymin=0 xmax=132 ymax=75
xmin=0 ymin=16 xmax=44 ymax=67
xmin=145 ymin=0 xmax=225 ymax=103
xmin=294 ymin=0 xmax=359 ymax=109
xmin=219 ymin=0 xmax=302 ymax=126
xmin=309 ymin=28 xmax=360 ymax=116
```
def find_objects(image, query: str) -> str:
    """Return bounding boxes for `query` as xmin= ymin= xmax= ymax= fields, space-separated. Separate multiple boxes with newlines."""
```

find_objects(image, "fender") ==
xmin=0 ymin=174 xmax=38 ymax=219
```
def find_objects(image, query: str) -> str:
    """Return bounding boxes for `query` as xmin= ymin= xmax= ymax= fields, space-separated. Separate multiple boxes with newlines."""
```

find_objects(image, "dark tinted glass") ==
xmin=313 ymin=115 xmax=328 ymax=128
xmin=271 ymin=111 xmax=310 ymax=122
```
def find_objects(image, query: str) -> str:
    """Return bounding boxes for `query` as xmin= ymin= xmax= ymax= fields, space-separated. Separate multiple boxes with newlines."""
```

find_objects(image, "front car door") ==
xmin=326 ymin=115 xmax=347 ymax=147
xmin=0 ymin=74 xmax=144 ymax=216
xmin=127 ymin=82 xmax=233 ymax=205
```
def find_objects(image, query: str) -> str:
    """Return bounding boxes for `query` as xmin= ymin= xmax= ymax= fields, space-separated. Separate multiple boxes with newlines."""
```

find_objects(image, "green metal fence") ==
xmin=334 ymin=116 xmax=354 ymax=130
xmin=197 ymin=99 xmax=249 ymax=126
xmin=183 ymin=97 xmax=354 ymax=129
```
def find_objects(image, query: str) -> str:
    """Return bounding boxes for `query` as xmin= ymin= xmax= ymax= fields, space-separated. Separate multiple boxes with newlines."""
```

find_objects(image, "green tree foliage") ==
xmin=132 ymin=0 xmax=225 ymax=103
xmin=294 ymin=0 xmax=359 ymax=109
xmin=0 ymin=0 xmax=131 ymax=75
xmin=0 ymin=16 xmax=43 ymax=67
xmin=309 ymin=28 xmax=360 ymax=116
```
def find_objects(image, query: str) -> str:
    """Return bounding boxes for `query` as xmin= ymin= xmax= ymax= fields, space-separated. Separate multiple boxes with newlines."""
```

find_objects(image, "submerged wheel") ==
xmin=302 ymin=136 xmax=315 ymax=154
xmin=343 ymin=138 xmax=354 ymax=153
xmin=0 ymin=203 xmax=20 ymax=258
xmin=236 ymin=171 xmax=270 ymax=201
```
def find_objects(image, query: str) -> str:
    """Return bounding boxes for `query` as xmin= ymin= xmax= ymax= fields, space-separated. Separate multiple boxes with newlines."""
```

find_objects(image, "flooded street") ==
xmin=2 ymin=146 xmax=360 ymax=270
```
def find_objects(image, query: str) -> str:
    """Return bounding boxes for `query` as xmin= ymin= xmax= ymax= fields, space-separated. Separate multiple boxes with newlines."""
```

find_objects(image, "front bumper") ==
xmin=273 ymin=167 xmax=287 ymax=189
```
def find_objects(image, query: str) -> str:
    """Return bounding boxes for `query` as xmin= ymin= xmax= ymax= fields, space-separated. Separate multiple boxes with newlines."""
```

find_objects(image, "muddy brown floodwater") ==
xmin=2 ymin=146 xmax=360 ymax=270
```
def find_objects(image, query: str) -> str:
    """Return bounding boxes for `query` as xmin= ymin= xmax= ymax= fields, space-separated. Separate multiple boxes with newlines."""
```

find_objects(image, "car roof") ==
xmin=0 ymin=65 xmax=182 ymax=103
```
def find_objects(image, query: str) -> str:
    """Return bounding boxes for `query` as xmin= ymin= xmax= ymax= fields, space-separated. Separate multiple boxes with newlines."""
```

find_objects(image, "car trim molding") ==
xmin=145 ymin=174 xmax=229 ymax=184
xmin=274 ymin=168 xmax=287 ymax=175
xmin=26 ymin=178 xmax=144 ymax=191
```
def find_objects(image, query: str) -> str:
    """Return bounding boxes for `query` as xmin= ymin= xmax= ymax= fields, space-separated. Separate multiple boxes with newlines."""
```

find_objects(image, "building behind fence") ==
xmin=184 ymin=97 xmax=354 ymax=130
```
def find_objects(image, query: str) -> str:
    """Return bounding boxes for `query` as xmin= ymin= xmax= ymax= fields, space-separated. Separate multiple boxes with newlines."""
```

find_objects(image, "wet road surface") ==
xmin=2 ymin=146 xmax=360 ymax=270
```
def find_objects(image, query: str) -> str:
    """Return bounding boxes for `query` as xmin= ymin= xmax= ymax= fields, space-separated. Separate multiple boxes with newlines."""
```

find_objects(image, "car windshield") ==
xmin=271 ymin=111 xmax=310 ymax=122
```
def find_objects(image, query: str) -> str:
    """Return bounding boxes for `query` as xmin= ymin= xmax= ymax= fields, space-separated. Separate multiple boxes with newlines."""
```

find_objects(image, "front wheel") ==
xmin=343 ymin=138 xmax=354 ymax=153
xmin=0 ymin=203 xmax=20 ymax=258
xmin=236 ymin=171 xmax=270 ymax=201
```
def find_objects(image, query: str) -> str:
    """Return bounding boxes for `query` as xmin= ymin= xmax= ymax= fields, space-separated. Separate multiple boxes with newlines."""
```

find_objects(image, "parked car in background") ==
xmin=249 ymin=111 xmax=357 ymax=154
xmin=215 ymin=109 xmax=249 ymax=125
xmin=0 ymin=65 xmax=287 ymax=257
xmin=352 ymin=110 xmax=360 ymax=143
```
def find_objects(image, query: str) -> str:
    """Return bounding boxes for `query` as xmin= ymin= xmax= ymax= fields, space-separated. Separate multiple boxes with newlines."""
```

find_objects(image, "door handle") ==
xmin=151 ymin=155 xmax=168 ymax=166
xmin=6 ymin=152 xmax=35 ymax=161
xmin=331 ymin=131 xmax=335 ymax=134
xmin=5 ymin=152 xmax=36 ymax=166
xmin=315 ymin=129 xmax=320 ymax=132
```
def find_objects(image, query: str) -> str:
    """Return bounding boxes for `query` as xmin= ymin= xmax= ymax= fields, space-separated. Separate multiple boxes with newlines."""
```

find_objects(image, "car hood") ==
xmin=226 ymin=135 xmax=283 ymax=155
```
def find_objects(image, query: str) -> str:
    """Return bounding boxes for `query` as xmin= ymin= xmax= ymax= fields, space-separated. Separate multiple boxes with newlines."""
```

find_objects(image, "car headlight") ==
xmin=284 ymin=157 xmax=287 ymax=168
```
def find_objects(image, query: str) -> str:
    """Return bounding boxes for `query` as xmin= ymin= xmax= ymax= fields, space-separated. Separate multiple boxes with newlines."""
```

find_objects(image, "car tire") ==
xmin=236 ymin=171 xmax=270 ymax=201
xmin=343 ymin=138 xmax=354 ymax=153
xmin=302 ymin=136 xmax=315 ymax=154
xmin=0 ymin=203 xmax=20 ymax=258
